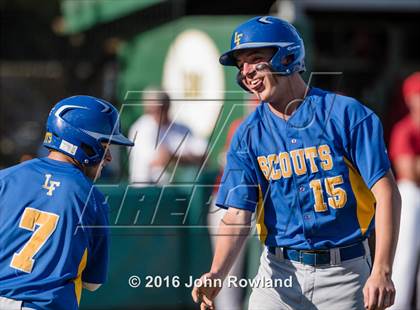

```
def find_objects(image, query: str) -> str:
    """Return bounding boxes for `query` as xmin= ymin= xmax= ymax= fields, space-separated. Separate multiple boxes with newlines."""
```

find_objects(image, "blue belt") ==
xmin=268 ymin=242 xmax=365 ymax=266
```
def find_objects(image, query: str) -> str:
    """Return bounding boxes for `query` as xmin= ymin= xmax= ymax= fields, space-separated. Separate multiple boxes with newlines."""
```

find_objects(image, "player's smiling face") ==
xmin=235 ymin=47 xmax=278 ymax=102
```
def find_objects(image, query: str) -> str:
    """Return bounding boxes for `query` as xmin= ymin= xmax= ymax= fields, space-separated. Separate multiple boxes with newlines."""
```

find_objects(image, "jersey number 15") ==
xmin=309 ymin=175 xmax=347 ymax=212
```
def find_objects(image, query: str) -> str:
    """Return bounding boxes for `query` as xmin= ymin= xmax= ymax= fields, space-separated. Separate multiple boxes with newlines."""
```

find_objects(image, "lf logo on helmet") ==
xmin=258 ymin=16 xmax=273 ymax=24
xmin=234 ymin=32 xmax=243 ymax=46
xmin=44 ymin=132 xmax=52 ymax=144
xmin=42 ymin=174 xmax=60 ymax=196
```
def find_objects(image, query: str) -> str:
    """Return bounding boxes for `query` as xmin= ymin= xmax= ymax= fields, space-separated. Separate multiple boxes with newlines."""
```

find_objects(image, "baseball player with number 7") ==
xmin=0 ymin=96 xmax=134 ymax=310
xmin=192 ymin=16 xmax=401 ymax=310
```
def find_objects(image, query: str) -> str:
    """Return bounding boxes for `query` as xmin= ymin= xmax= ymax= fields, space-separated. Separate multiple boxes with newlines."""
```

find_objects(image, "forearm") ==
xmin=371 ymin=170 xmax=401 ymax=275
xmin=373 ymin=204 xmax=398 ymax=274
xmin=209 ymin=208 xmax=251 ymax=279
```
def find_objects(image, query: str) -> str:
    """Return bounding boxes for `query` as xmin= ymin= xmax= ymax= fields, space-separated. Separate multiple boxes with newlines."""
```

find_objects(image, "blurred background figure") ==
xmin=128 ymin=87 xmax=207 ymax=185
xmin=389 ymin=72 xmax=420 ymax=310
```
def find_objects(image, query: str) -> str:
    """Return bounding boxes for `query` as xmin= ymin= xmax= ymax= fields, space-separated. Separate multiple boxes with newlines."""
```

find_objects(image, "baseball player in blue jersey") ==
xmin=0 ymin=96 xmax=133 ymax=310
xmin=192 ymin=16 xmax=401 ymax=310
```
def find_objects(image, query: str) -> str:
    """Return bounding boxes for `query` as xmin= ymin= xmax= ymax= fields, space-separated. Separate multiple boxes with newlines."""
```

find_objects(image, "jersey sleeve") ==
xmin=82 ymin=190 xmax=109 ymax=284
xmin=347 ymin=113 xmax=391 ymax=188
xmin=215 ymin=126 xmax=259 ymax=212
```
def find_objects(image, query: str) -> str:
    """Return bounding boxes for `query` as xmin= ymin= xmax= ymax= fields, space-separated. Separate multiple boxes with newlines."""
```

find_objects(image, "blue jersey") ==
xmin=0 ymin=158 xmax=109 ymax=310
xmin=216 ymin=88 xmax=390 ymax=250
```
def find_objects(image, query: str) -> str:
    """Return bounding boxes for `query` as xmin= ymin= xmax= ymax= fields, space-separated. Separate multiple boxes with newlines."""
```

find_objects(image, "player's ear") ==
xmin=281 ymin=54 xmax=295 ymax=66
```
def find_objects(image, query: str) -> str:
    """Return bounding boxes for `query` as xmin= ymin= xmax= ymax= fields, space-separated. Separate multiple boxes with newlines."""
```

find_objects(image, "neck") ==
xmin=48 ymin=151 xmax=82 ymax=169
xmin=267 ymin=73 xmax=308 ymax=120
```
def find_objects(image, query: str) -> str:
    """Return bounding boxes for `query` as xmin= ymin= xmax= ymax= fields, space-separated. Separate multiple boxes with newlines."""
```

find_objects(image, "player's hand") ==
xmin=363 ymin=271 xmax=395 ymax=310
xmin=191 ymin=272 xmax=223 ymax=310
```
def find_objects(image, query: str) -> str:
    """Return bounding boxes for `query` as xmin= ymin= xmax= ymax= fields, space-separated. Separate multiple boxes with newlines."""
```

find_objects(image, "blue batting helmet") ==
xmin=219 ymin=16 xmax=305 ymax=76
xmin=43 ymin=95 xmax=134 ymax=166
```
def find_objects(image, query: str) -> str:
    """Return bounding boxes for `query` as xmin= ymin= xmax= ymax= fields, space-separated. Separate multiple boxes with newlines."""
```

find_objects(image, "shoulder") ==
xmin=0 ymin=159 xmax=40 ymax=180
xmin=234 ymin=104 xmax=264 ymax=137
xmin=89 ymin=186 xmax=108 ymax=211
xmin=226 ymin=103 xmax=264 ymax=152
xmin=229 ymin=105 xmax=264 ymax=150
xmin=225 ymin=118 xmax=244 ymax=147
xmin=63 ymin=174 xmax=107 ymax=213
xmin=316 ymin=89 xmax=376 ymax=130
xmin=36 ymin=159 xmax=98 ymax=198
xmin=129 ymin=115 xmax=155 ymax=132
xmin=134 ymin=114 xmax=153 ymax=125
xmin=64 ymin=172 xmax=101 ymax=198
xmin=129 ymin=115 xmax=158 ymax=144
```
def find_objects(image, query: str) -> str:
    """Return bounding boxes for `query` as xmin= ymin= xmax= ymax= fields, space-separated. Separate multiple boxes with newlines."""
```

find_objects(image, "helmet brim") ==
xmin=109 ymin=134 xmax=135 ymax=146
xmin=81 ymin=129 xmax=134 ymax=146
xmin=219 ymin=42 xmax=293 ymax=66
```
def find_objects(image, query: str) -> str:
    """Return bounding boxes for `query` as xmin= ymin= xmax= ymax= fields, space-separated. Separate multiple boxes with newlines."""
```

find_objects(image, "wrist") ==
xmin=209 ymin=268 xmax=227 ymax=280
xmin=371 ymin=264 xmax=392 ymax=277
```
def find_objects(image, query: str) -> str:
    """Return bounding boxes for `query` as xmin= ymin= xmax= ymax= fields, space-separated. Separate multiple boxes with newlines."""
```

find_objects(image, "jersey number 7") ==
xmin=10 ymin=207 xmax=60 ymax=273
